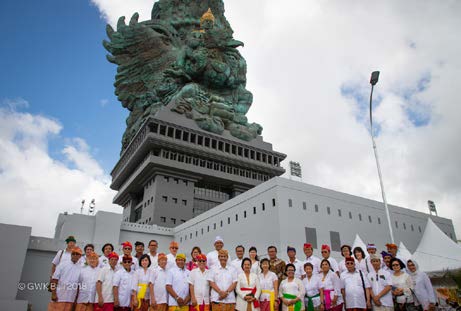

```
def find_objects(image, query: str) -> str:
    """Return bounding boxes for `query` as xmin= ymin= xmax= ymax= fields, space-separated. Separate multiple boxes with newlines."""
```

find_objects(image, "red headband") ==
xmin=321 ymin=244 xmax=330 ymax=251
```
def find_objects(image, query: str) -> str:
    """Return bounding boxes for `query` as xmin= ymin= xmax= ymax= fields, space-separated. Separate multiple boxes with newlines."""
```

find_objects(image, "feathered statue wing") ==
xmin=103 ymin=13 xmax=181 ymax=111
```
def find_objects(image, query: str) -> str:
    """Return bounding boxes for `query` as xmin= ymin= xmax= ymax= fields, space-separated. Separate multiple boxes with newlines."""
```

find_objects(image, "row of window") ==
xmin=179 ymin=199 xmax=276 ymax=242
xmin=287 ymin=199 xmax=424 ymax=233
xmin=149 ymin=122 xmax=282 ymax=167
xmin=113 ymin=124 xmax=149 ymax=178
xmin=161 ymin=196 xmax=188 ymax=206
xmin=159 ymin=217 xmax=186 ymax=225
xmin=160 ymin=149 xmax=271 ymax=182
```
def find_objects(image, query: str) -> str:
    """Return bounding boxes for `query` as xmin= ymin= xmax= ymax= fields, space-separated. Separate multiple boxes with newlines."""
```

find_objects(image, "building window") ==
xmin=303 ymin=202 xmax=307 ymax=210
xmin=253 ymin=206 xmax=256 ymax=214
xmin=338 ymin=209 xmax=342 ymax=217
xmin=288 ymin=199 xmax=293 ymax=207
xmin=235 ymin=214 xmax=238 ymax=221
xmin=368 ymin=215 xmax=372 ymax=223
xmin=164 ymin=176 xmax=169 ymax=182
xmin=327 ymin=206 xmax=331 ymax=215
xmin=171 ymin=218 xmax=176 ymax=224
xmin=160 ymin=217 xmax=166 ymax=223
xmin=196 ymin=231 xmax=198 ymax=237
xmin=201 ymin=228 xmax=204 ymax=235
xmin=162 ymin=196 xmax=168 ymax=202
xmin=180 ymin=237 xmax=182 ymax=242
xmin=305 ymin=227 xmax=318 ymax=249
xmin=395 ymin=221 xmax=399 ymax=229
xmin=418 ymin=226 xmax=422 ymax=233
xmin=411 ymin=224 xmax=414 ymax=231
xmin=330 ymin=231 xmax=341 ymax=252
xmin=214 ymin=223 xmax=216 ymax=229
xmin=220 ymin=220 xmax=223 ymax=227
xmin=172 ymin=198 xmax=178 ymax=204
xmin=182 ymin=200 xmax=187 ymax=206
xmin=190 ymin=233 xmax=192 ymax=239
xmin=207 ymin=226 xmax=210 ymax=232
xmin=244 ymin=211 xmax=247 ymax=218
xmin=403 ymin=223 xmax=406 ymax=230
xmin=262 ymin=203 xmax=265 ymax=211
xmin=378 ymin=217 xmax=381 ymax=224
xmin=228 ymin=217 xmax=230 ymax=224
xmin=272 ymin=198 xmax=276 ymax=207
xmin=358 ymin=213 xmax=362 ymax=221
xmin=315 ymin=204 xmax=319 ymax=212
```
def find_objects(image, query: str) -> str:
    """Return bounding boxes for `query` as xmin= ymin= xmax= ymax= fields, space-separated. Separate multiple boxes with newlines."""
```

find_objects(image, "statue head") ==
xmin=200 ymin=8 xmax=215 ymax=31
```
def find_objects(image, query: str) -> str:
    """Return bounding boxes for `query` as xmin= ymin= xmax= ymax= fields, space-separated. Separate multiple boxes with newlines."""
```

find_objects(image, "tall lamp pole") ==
xmin=369 ymin=71 xmax=395 ymax=243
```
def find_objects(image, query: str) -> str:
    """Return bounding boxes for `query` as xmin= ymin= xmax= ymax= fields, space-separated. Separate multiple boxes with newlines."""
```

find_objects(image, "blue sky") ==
xmin=0 ymin=0 xmax=124 ymax=172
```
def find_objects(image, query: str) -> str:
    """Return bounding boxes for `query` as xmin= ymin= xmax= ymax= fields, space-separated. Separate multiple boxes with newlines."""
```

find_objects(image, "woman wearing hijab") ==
xmin=407 ymin=259 xmax=436 ymax=311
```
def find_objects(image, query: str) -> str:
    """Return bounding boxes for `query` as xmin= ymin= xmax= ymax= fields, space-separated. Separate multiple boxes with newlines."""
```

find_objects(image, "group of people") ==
xmin=47 ymin=235 xmax=436 ymax=311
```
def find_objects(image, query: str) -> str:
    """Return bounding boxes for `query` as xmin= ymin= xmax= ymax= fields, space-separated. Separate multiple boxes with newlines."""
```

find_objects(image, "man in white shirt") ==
xmin=50 ymin=235 xmax=78 ymax=279
xmin=340 ymin=257 xmax=371 ymax=311
xmin=285 ymin=246 xmax=304 ymax=279
xmin=380 ymin=252 xmax=393 ymax=274
xmin=167 ymin=241 xmax=179 ymax=270
xmin=148 ymin=239 xmax=159 ymax=269
xmin=49 ymin=247 xmax=83 ymax=311
xmin=189 ymin=254 xmax=210 ymax=309
xmin=207 ymin=236 xmax=231 ymax=269
xmin=76 ymin=251 xmax=100 ymax=309
xmin=321 ymin=244 xmax=339 ymax=274
xmin=231 ymin=245 xmax=245 ymax=273
xmin=303 ymin=243 xmax=321 ymax=275
xmin=207 ymin=249 xmax=238 ymax=311
xmin=113 ymin=255 xmax=134 ymax=310
xmin=96 ymin=251 xmax=119 ymax=309
xmin=367 ymin=254 xmax=393 ymax=311
xmin=150 ymin=253 xmax=169 ymax=311
xmin=166 ymin=253 xmax=191 ymax=311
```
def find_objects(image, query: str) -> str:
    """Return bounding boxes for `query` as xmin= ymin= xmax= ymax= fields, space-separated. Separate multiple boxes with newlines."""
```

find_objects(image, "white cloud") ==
xmin=0 ymin=104 xmax=120 ymax=237
xmin=99 ymin=99 xmax=109 ymax=107
xmin=85 ymin=1 xmax=461 ymax=238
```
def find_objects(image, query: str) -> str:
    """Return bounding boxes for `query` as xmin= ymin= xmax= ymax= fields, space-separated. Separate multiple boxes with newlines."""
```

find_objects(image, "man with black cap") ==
xmin=50 ymin=235 xmax=80 ymax=281
xmin=285 ymin=246 xmax=303 ymax=279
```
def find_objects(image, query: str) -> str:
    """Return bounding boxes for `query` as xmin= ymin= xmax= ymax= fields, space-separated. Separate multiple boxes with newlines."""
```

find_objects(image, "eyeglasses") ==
xmin=123 ymin=260 xmax=132 ymax=263
xmin=321 ymin=251 xmax=328 ymax=253
xmin=198 ymin=260 xmax=206 ymax=262
xmin=72 ymin=253 xmax=81 ymax=256
xmin=123 ymin=247 xmax=132 ymax=250
xmin=346 ymin=262 xmax=355 ymax=265
xmin=392 ymin=264 xmax=400 ymax=267
xmin=286 ymin=269 xmax=295 ymax=272
xmin=171 ymin=247 xmax=178 ymax=249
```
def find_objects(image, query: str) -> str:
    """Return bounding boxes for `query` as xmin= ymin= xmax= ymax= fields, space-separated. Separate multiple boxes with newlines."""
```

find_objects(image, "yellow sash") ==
xmin=136 ymin=283 xmax=148 ymax=309
xmin=261 ymin=289 xmax=275 ymax=311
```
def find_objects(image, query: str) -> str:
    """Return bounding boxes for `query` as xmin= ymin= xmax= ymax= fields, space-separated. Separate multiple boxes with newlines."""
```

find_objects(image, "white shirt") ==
xmin=151 ymin=266 xmax=169 ymax=304
xmin=208 ymin=264 xmax=238 ymax=303
xmin=279 ymin=278 xmax=306 ymax=311
xmin=355 ymin=258 xmax=369 ymax=275
xmin=189 ymin=268 xmax=210 ymax=305
xmin=113 ymin=268 xmax=134 ymax=307
xmin=250 ymin=261 xmax=260 ymax=276
xmin=409 ymin=271 xmax=436 ymax=309
xmin=259 ymin=271 xmax=278 ymax=301
xmin=96 ymin=265 xmax=116 ymax=303
xmin=302 ymin=275 xmax=322 ymax=307
xmin=232 ymin=258 xmax=243 ymax=274
xmin=206 ymin=250 xmax=231 ymax=270
xmin=285 ymin=258 xmax=304 ymax=279
xmin=303 ymin=256 xmax=321 ymax=275
xmin=340 ymin=270 xmax=371 ymax=309
xmin=53 ymin=261 xmax=81 ymax=302
xmin=77 ymin=265 xmax=100 ymax=303
xmin=52 ymin=249 xmax=72 ymax=266
xmin=132 ymin=268 xmax=154 ymax=298
xmin=149 ymin=253 xmax=159 ymax=269
xmin=118 ymin=256 xmax=139 ymax=271
xmin=319 ymin=271 xmax=343 ymax=304
xmin=367 ymin=268 xmax=393 ymax=307
xmin=167 ymin=266 xmax=190 ymax=306
xmin=391 ymin=273 xmax=414 ymax=304
xmin=166 ymin=253 xmax=177 ymax=270
xmin=236 ymin=272 xmax=261 ymax=311
xmin=99 ymin=255 xmax=110 ymax=269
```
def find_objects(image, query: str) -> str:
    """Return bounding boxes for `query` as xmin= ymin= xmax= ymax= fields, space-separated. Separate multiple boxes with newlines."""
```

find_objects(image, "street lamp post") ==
xmin=369 ymin=71 xmax=395 ymax=244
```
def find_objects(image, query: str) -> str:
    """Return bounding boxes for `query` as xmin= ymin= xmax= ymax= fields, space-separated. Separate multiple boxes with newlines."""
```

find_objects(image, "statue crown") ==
xmin=200 ymin=8 xmax=215 ymax=24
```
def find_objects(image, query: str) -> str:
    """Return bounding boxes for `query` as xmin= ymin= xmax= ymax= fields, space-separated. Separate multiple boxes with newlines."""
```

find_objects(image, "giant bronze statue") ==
xmin=103 ymin=0 xmax=262 ymax=151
